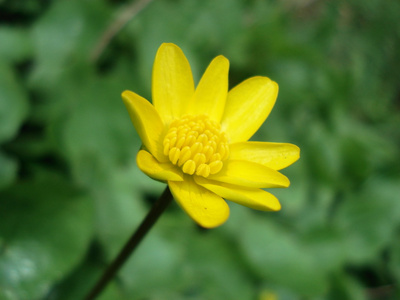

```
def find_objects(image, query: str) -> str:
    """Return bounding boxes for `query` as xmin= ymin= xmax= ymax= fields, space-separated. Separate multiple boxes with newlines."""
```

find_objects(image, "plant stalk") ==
xmin=84 ymin=186 xmax=173 ymax=300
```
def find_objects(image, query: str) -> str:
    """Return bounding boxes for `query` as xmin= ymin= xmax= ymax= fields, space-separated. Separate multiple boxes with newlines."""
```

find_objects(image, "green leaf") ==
xmin=0 ymin=27 xmax=32 ymax=62
xmin=335 ymin=176 xmax=400 ymax=264
xmin=30 ymin=0 xmax=110 ymax=89
xmin=0 ymin=62 xmax=29 ymax=143
xmin=0 ymin=151 xmax=17 ymax=190
xmin=327 ymin=272 xmax=366 ymax=300
xmin=179 ymin=232 xmax=254 ymax=299
xmin=126 ymin=0 xmax=244 ymax=88
xmin=302 ymin=225 xmax=346 ymax=274
xmin=93 ymin=163 xmax=150 ymax=257
xmin=0 ymin=174 xmax=94 ymax=300
xmin=120 ymin=231 xmax=186 ymax=298
xmin=57 ymin=72 xmax=138 ymax=185
xmin=270 ymin=160 xmax=309 ymax=217
xmin=305 ymin=123 xmax=342 ymax=185
xmin=46 ymin=257 xmax=123 ymax=300
xmin=389 ymin=239 xmax=400 ymax=286
xmin=237 ymin=212 xmax=328 ymax=296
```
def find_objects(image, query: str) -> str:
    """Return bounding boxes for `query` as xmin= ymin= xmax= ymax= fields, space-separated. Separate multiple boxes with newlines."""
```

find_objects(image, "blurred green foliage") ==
xmin=0 ymin=0 xmax=399 ymax=299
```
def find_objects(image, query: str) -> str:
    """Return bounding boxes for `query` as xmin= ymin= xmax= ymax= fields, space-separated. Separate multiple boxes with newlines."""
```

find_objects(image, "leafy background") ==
xmin=1 ymin=0 xmax=399 ymax=299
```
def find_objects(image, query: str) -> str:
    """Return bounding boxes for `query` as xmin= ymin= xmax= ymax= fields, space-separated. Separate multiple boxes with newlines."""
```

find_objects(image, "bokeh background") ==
xmin=1 ymin=0 xmax=400 ymax=299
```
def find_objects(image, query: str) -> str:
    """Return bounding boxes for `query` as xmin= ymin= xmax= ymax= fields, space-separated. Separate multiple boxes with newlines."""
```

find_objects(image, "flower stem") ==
xmin=84 ymin=186 xmax=173 ymax=300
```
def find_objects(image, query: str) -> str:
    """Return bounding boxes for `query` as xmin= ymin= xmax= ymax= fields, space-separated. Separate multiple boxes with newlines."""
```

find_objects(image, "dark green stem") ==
xmin=84 ymin=187 xmax=173 ymax=300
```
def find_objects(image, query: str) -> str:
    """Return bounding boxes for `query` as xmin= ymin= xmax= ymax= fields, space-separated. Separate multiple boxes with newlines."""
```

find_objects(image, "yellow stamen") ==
xmin=182 ymin=160 xmax=196 ymax=175
xmin=163 ymin=115 xmax=229 ymax=177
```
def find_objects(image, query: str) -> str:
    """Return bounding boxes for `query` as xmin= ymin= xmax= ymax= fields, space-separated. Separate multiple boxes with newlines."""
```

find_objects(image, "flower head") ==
xmin=122 ymin=43 xmax=300 ymax=228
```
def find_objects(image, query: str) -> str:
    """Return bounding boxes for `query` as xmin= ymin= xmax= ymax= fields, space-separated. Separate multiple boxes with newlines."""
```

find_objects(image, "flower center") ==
xmin=163 ymin=115 xmax=229 ymax=177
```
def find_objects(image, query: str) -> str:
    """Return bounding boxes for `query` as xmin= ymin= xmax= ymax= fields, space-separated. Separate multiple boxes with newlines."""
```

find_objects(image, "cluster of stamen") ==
xmin=163 ymin=115 xmax=229 ymax=177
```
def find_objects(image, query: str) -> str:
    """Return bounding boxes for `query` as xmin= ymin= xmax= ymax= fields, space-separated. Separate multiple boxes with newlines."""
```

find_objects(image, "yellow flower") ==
xmin=122 ymin=43 xmax=299 ymax=228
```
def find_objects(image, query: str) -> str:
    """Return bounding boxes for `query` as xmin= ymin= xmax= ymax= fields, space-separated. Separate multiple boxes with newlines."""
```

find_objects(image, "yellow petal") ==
xmin=136 ymin=150 xmax=183 ymax=182
xmin=221 ymin=76 xmax=278 ymax=143
xmin=187 ymin=55 xmax=229 ymax=122
xmin=229 ymin=142 xmax=300 ymax=170
xmin=195 ymin=177 xmax=281 ymax=211
xmin=152 ymin=43 xmax=195 ymax=124
xmin=168 ymin=177 xmax=230 ymax=228
xmin=208 ymin=160 xmax=290 ymax=188
xmin=122 ymin=90 xmax=166 ymax=162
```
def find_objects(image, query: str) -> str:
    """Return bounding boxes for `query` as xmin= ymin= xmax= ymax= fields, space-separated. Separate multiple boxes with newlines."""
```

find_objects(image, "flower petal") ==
xmin=122 ymin=90 xmax=166 ymax=162
xmin=195 ymin=177 xmax=281 ymax=211
xmin=168 ymin=177 xmax=230 ymax=228
xmin=229 ymin=142 xmax=300 ymax=170
xmin=221 ymin=76 xmax=278 ymax=143
xmin=187 ymin=55 xmax=229 ymax=122
xmin=152 ymin=43 xmax=195 ymax=124
xmin=137 ymin=150 xmax=183 ymax=182
xmin=208 ymin=160 xmax=290 ymax=188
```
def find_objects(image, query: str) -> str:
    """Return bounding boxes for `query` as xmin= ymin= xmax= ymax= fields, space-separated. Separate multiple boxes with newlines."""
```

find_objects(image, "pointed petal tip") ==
xmin=251 ymin=76 xmax=279 ymax=97
xmin=168 ymin=179 xmax=230 ymax=229
xmin=282 ymin=176 xmax=291 ymax=188
xmin=157 ymin=42 xmax=183 ymax=55
xmin=195 ymin=176 xmax=283 ymax=212
xmin=221 ymin=76 xmax=280 ymax=143
xmin=137 ymin=150 xmax=183 ymax=182
xmin=121 ymin=90 xmax=141 ymax=104
xmin=196 ymin=209 xmax=230 ymax=228
xmin=294 ymin=144 xmax=301 ymax=155
xmin=121 ymin=91 xmax=167 ymax=162
xmin=208 ymin=160 xmax=291 ymax=189
xmin=270 ymin=78 xmax=279 ymax=89
xmin=213 ymin=55 xmax=230 ymax=67
xmin=153 ymin=42 xmax=194 ymax=123
xmin=292 ymin=145 xmax=301 ymax=164
xmin=160 ymin=42 xmax=179 ymax=47
xmin=187 ymin=53 xmax=230 ymax=121
xmin=270 ymin=197 xmax=282 ymax=211
xmin=282 ymin=143 xmax=301 ymax=165
xmin=121 ymin=89 xmax=131 ymax=99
